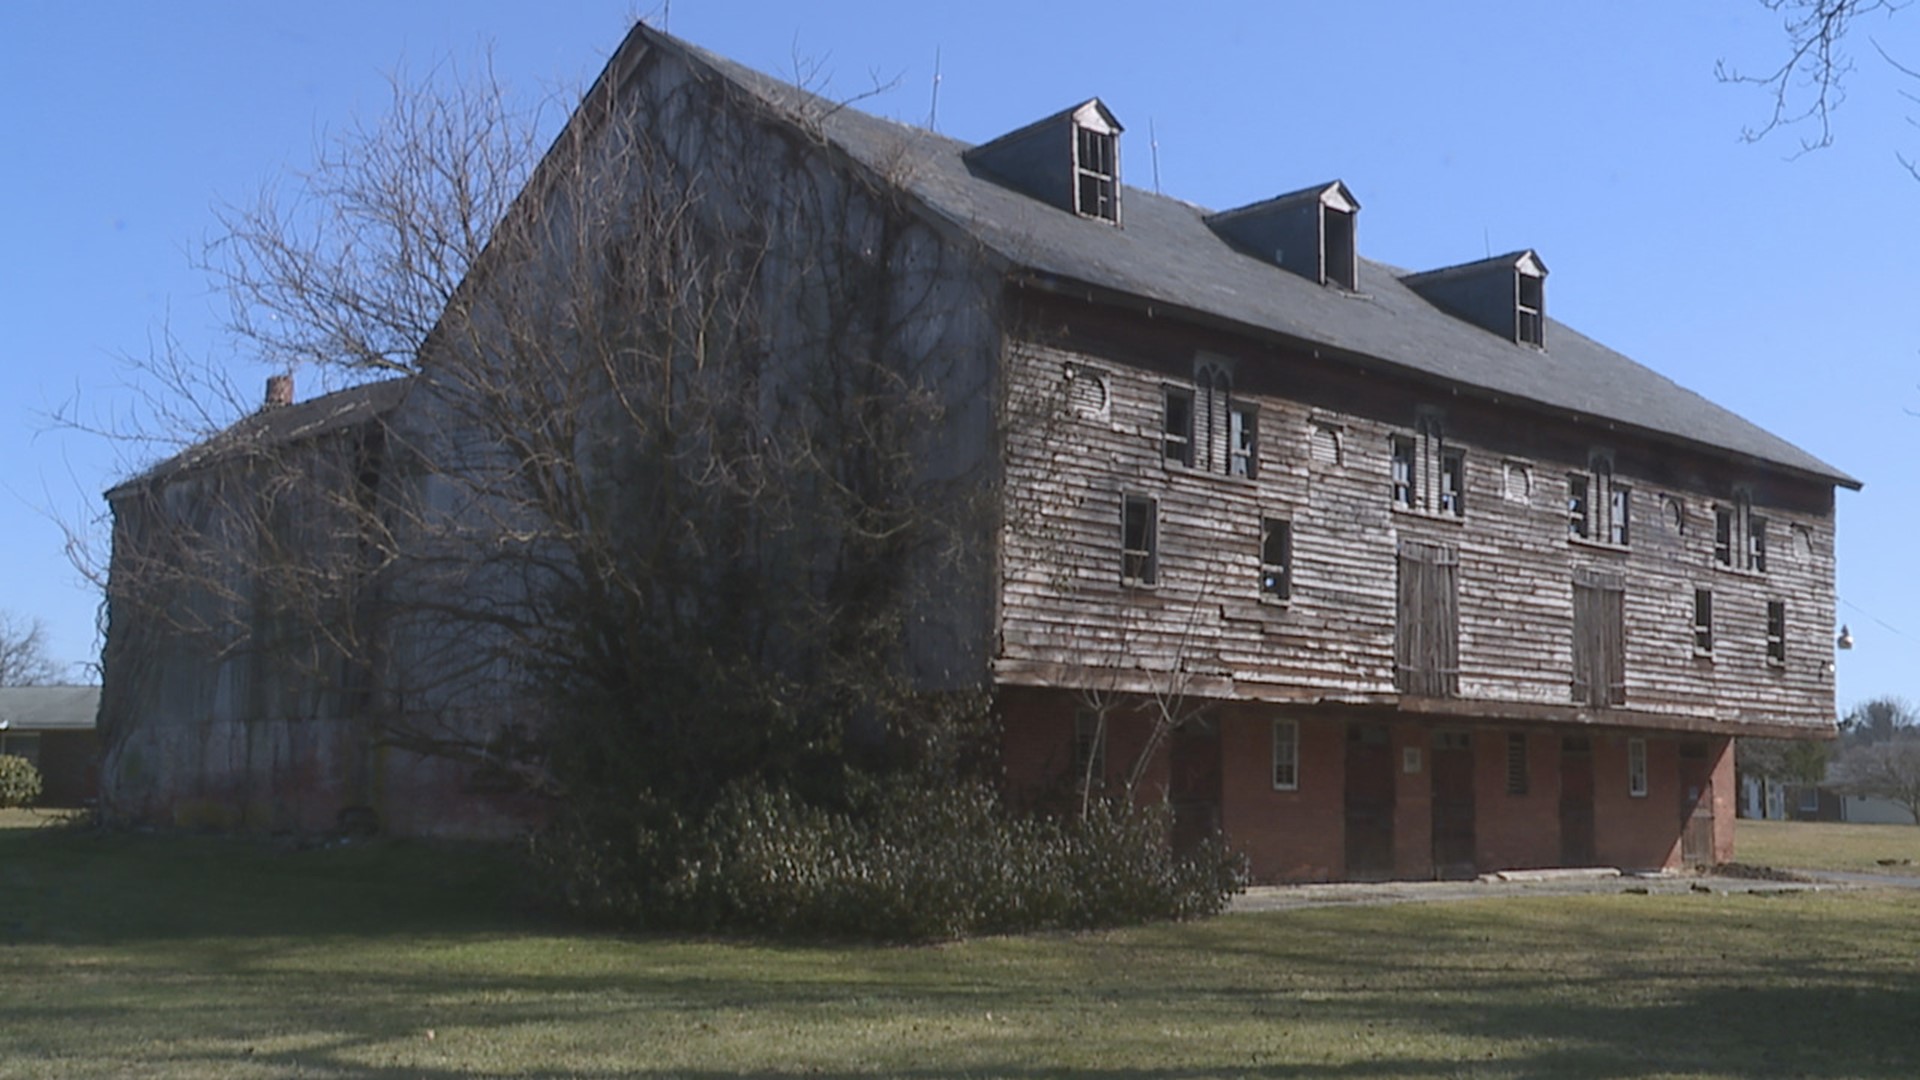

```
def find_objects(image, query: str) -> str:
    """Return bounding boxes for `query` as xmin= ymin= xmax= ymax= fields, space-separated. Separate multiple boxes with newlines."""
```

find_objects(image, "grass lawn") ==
xmin=1736 ymin=817 xmax=1920 ymax=874
xmin=3 ymin=822 xmax=1919 ymax=1078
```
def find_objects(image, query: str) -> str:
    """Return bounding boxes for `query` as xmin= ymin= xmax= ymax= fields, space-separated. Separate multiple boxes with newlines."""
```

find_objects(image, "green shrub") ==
xmin=536 ymin=777 xmax=1247 ymax=942
xmin=0 ymin=754 xmax=42 ymax=808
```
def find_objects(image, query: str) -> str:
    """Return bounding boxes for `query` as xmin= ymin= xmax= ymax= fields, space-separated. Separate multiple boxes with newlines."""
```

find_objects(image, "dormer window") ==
xmin=1075 ymin=124 xmax=1118 ymax=222
xmin=1403 ymin=249 xmax=1549 ymax=347
xmin=963 ymin=99 xmax=1123 ymax=224
xmin=1517 ymin=266 xmax=1545 ymax=347
xmin=1204 ymin=180 xmax=1361 ymax=290
xmin=1322 ymin=200 xmax=1357 ymax=291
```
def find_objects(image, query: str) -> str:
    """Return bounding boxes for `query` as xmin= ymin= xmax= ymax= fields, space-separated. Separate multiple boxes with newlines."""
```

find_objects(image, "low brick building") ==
xmin=0 ymin=686 xmax=100 ymax=807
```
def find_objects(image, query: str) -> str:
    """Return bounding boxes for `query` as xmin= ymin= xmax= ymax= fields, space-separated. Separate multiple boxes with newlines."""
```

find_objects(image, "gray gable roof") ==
xmin=106 ymin=378 xmax=410 ymax=499
xmin=657 ymin=28 xmax=1857 ymax=490
xmin=0 ymin=686 xmax=99 ymax=732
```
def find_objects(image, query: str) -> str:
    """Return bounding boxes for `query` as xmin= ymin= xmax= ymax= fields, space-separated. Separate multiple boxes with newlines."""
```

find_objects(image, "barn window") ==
xmin=1395 ymin=540 xmax=1460 ymax=697
xmin=1261 ymin=518 xmax=1292 ymax=601
xmin=1075 ymin=124 xmax=1118 ymax=223
xmin=1165 ymin=362 xmax=1241 ymax=476
xmin=1506 ymin=733 xmax=1529 ymax=796
xmin=1229 ymin=403 xmax=1258 ymax=478
xmin=1391 ymin=413 xmax=1460 ymax=517
xmin=1323 ymin=202 xmax=1358 ymax=291
xmin=1122 ymin=493 xmax=1158 ymax=586
xmin=1065 ymin=363 xmax=1111 ymax=419
xmin=1517 ymin=268 xmax=1545 ymax=347
xmin=1766 ymin=600 xmax=1787 ymax=666
xmin=1567 ymin=474 xmax=1591 ymax=538
xmin=1311 ymin=421 xmax=1345 ymax=466
xmin=1573 ymin=569 xmax=1626 ymax=707
xmin=1627 ymin=738 xmax=1648 ymax=797
xmin=1272 ymin=719 xmax=1299 ymax=791
xmin=1715 ymin=494 xmax=1766 ymax=572
xmin=1162 ymin=387 xmax=1193 ymax=466
xmin=1195 ymin=364 xmax=1232 ymax=473
xmin=1693 ymin=588 xmax=1715 ymax=656
xmin=1439 ymin=448 xmax=1466 ymax=518
xmin=1608 ymin=484 xmax=1632 ymax=545
xmin=1569 ymin=455 xmax=1628 ymax=546
xmin=1390 ymin=435 xmax=1418 ymax=509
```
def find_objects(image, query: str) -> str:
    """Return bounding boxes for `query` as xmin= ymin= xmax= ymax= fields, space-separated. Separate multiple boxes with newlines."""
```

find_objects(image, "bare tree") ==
xmin=1825 ymin=697 xmax=1920 ymax=825
xmin=1830 ymin=736 xmax=1920 ymax=824
xmin=1720 ymin=0 xmax=1920 ymax=182
xmin=0 ymin=612 xmax=62 ymax=687
xmin=1840 ymin=694 xmax=1918 ymax=744
xmin=1736 ymin=735 xmax=1830 ymax=785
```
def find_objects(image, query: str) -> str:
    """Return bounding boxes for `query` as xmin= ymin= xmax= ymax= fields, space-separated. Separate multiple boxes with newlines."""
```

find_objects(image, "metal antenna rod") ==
xmin=1149 ymin=117 xmax=1162 ymax=194
xmin=928 ymin=46 xmax=943 ymax=131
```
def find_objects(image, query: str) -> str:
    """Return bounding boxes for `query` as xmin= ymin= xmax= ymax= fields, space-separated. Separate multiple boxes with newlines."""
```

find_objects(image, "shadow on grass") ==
xmin=0 ymin=823 xmax=543 ymax=944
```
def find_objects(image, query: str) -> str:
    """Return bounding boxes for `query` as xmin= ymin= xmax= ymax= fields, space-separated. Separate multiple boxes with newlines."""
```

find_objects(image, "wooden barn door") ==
xmin=1396 ymin=542 xmax=1460 ymax=698
xmin=1679 ymin=742 xmax=1714 ymax=867
xmin=1560 ymin=736 xmax=1597 ymax=866
xmin=1572 ymin=570 xmax=1626 ymax=707
xmin=1344 ymin=724 xmax=1396 ymax=880
xmin=1169 ymin=718 xmax=1222 ymax=856
xmin=1431 ymin=731 xmax=1477 ymax=879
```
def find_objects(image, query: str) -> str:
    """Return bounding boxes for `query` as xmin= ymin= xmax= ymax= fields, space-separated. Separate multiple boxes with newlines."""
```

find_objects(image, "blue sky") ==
xmin=2 ymin=1 xmax=1915 ymax=712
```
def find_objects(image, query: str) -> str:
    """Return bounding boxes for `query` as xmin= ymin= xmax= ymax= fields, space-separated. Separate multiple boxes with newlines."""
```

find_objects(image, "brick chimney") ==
xmin=264 ymin=373 xmax=294 ymax=409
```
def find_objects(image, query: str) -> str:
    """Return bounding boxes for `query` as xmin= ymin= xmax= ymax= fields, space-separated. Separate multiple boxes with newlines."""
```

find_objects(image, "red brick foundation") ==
xmin=998 ymin=686 xmax=1734 ymax=882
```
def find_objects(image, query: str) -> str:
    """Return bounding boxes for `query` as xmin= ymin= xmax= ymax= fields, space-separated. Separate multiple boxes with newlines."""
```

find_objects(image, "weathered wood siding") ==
xmin=997 ymin=295 xmax=1837 ymax=734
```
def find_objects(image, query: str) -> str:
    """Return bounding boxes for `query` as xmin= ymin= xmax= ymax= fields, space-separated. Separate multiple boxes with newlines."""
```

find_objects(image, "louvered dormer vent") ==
xmin=1204 ymin=181 xmax=1360 ymax=290
xmin=963 ymin=99 xmax=1123 ymax=224
xmin=1402 ymin=250 xmax=1548 ymax=348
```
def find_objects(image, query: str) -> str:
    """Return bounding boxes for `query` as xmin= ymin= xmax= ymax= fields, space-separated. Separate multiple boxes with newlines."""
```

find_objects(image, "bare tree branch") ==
xmin=1718 ymin=0 xmax=1906 ymax=154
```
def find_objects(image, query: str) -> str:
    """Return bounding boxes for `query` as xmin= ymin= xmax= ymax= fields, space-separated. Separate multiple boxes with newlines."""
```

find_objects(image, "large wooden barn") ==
xmin=99 ymin=23 xmax=1856 ymax=879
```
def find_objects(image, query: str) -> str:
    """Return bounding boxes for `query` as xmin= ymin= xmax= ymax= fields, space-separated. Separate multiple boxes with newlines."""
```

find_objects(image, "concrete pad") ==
xmin=1481 ymin=867 xmax=1622 ymax=883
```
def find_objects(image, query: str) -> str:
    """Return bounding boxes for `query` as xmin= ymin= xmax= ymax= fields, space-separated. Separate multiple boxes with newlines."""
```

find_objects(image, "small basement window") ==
xmin=1272 ymin=719 xmax=1299 ymax=791
xmin=1628 ymin=738 xmax=1648 ymax=798
xmin=1075 ymin=125 xmax=1118 ymax=223
xmin=1261 ymin=517 xmax=1292 ymax=601
xmin=1122 ymin=493 xmax=1158 ymax=586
